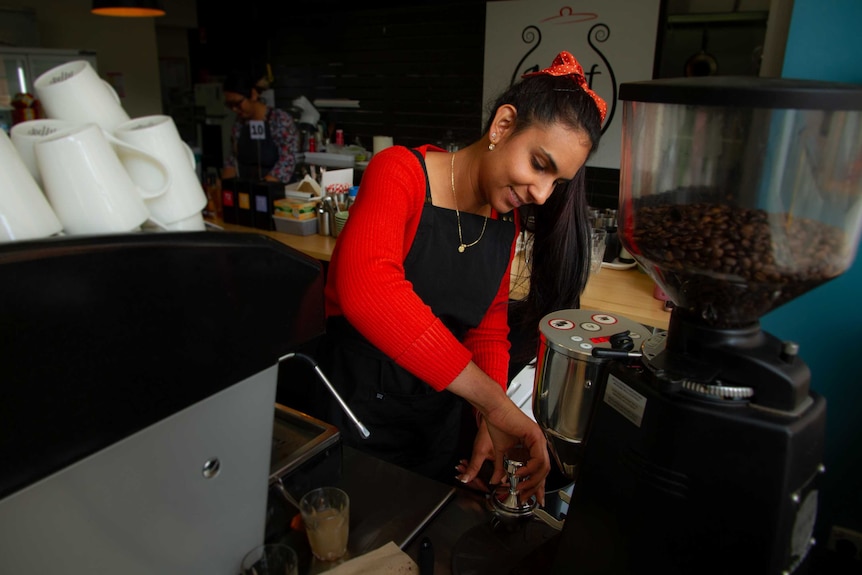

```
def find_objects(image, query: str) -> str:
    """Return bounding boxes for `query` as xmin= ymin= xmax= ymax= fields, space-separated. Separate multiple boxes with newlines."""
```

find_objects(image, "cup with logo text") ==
xmin=34 ymin=60 xmax=130 ymax=132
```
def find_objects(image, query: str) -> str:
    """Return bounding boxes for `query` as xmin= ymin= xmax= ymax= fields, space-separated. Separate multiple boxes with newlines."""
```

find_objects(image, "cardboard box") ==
xmin=220 ymin=178 xmax=239 ymax=224
xmin=252 ymin=181 xmax=287 ymax=230
xmin=284 ymin=175 xmax=322 ymax=197
xmin=231 ymin=179 xmax=254 ymax=228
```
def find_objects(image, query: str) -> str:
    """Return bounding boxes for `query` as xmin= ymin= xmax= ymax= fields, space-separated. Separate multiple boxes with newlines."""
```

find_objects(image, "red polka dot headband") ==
xmin=523 ymin=51 xmax=608 ymax=123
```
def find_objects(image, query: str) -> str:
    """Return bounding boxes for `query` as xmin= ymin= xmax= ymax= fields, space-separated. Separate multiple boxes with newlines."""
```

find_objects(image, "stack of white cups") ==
xmin=11 ymin=118 xmax=173 ymax=235
xmin=0 ymin=59 xmax=207 ymax=240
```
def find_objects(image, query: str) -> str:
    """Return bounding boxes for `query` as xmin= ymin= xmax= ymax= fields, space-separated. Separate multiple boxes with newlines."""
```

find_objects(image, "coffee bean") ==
xmin=627 ymin=199 xmax=847 ymax=327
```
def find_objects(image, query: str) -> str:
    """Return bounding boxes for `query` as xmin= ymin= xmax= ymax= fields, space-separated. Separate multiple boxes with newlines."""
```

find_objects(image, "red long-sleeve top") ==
xmin=324 ymin=145 xmax=519 ymax=392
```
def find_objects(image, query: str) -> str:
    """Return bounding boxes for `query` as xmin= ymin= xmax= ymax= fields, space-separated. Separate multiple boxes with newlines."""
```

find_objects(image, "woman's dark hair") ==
xmin=484 ymin=74 xmax=604 ymax=375
xmin=223 ymin=70 xmax=263 ymax=98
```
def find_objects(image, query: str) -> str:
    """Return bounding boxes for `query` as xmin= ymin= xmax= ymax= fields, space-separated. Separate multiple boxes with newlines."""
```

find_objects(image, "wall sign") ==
xmin=484 ymin=0 xmax=662 ymax=170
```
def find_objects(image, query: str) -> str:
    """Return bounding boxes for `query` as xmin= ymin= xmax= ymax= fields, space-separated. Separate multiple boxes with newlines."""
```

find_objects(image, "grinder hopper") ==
xmin=617 ymin=76 xmax=862 ymax=413
xmin=619 ymin=76 xmax=862 ymax=329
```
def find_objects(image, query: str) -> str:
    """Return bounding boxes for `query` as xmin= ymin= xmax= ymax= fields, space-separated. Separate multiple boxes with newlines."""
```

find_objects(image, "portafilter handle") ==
xmin=279 ymin=352 xmax=371 ymax=439
xmin=503 ymin=445 xmax=531 ymax=494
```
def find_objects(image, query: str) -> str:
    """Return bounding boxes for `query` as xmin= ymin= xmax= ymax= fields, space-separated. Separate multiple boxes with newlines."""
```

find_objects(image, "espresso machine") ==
xmin=0 ymin=232 xmax=325 ymax=574
xmin=549 ymin=77 xmax=862 ymax=574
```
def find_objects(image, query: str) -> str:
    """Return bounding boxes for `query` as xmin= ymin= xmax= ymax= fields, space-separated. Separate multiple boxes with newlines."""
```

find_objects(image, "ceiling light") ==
xmin=91 ymin=0 xmax=165 ymax=17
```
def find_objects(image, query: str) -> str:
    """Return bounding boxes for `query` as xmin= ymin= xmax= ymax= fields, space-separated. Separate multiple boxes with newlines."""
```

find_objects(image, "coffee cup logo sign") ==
xmin=484 ymin=0 xmax=661 ymax=170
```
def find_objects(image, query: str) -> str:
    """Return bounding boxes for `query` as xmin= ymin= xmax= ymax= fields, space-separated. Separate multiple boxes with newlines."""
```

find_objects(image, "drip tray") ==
xmin=270 ymin=403 xmax=341 ymax=481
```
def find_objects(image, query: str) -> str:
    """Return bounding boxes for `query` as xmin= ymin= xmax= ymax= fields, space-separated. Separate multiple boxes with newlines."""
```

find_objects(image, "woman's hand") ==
xmin=482 ymin=401 xmax=550 ymax=505
xmin=448 ymin=362 xmax=550 ymax=506
xmin=455 ymin=418 xmax=494 ymax=493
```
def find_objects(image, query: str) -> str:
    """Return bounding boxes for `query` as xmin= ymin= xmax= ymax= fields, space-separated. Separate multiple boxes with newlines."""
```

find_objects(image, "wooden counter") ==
xmin=210 ymin=218 xmax=338 ymax=262
xmin=582 ymin=270 xmax=670 ymax=330
xmin=510 ymin=252 xmax=670 ymax=331
xmin=206 ymin=218 xmax=671 ymax=331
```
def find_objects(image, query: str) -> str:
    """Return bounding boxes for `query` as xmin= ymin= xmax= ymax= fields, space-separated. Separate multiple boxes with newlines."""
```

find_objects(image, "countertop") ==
xmin=210 ymin=218 xmax=338 ymax=263
xmin=271 ymin=445 xmax=459 ymax=574
xmin=206 ymin=217 xmax=671 ymax=331
xmin=275 ymin=443 xmax=560 ymax=575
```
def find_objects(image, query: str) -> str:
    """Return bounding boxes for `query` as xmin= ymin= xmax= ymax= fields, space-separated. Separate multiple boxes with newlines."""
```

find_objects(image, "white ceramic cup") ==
xmin=0 ymin=129 xmax=64 ymax=242
xmin=10 ymin=119 xmax=79 ymax=188
xmin=113 ymin=115 xmax=207 ymax=226
xmin=33 ymin=60 xmax=130 ymax=132
xmin=161 ymin=212 xmax=206 ymax=231
xmin=35 ymin=123 xmax=170 ymax=235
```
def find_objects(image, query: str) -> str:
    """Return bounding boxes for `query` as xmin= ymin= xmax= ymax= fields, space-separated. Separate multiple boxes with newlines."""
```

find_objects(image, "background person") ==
xmin=221 ymin=71 xmax=299 ymax=183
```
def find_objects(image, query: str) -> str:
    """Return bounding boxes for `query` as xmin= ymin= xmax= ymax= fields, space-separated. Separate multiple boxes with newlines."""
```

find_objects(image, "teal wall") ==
xmin=761 ymin=0 xmax=862 ymax=538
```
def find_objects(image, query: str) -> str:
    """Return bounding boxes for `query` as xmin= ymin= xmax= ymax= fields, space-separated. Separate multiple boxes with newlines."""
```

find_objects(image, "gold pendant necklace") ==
xmin=451 ymin=152 xmax=488 ymax=253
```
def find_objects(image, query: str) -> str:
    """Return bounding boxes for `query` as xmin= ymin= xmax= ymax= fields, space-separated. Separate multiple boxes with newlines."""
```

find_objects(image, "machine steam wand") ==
xmin=279 ymin=352 xmax=371 ymax=439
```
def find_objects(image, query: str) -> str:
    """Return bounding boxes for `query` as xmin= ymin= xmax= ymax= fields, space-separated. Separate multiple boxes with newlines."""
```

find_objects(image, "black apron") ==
xmin=318 ymin=149 xmax=515 ymax=483
xmin=237 ymin=108 xmax=278 ymax=181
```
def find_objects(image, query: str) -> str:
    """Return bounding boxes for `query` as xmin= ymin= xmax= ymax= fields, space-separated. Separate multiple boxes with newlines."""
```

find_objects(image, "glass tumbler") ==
xmin=241 ymin=543 xmax=298 ymax=575
xmin=590 ymin=228 xmax=608 ymax=275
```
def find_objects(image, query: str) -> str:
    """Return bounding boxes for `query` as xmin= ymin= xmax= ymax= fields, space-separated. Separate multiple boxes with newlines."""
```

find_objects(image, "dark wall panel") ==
xmin=262 ymin=2 xmax=488 ymax=150
xmin=193 ymin=0 xmax=620 ymax=207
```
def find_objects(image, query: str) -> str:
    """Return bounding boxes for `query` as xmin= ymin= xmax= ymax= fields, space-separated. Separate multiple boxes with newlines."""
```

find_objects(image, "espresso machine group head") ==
xmin=550 ymin=77 xmax=862 ymax=574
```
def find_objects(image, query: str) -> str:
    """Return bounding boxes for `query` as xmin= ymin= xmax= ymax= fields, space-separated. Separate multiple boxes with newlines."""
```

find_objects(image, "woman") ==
xmin=221 ymin=72 xmax=299 ymax=183
xmin=315 ymin=52 xmax=606 ymax=505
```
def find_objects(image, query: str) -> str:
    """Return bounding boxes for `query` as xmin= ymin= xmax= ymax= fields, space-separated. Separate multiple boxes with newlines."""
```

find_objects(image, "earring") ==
xmin=488 ymin=133 xmax=497 ymax=151
xmin=488 ymin=143 xmax=496 ymax=151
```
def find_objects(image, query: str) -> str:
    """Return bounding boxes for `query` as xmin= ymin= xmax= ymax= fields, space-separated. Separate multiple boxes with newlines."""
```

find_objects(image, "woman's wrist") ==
xmin=448 ymin=361 xmax=509 ymax=418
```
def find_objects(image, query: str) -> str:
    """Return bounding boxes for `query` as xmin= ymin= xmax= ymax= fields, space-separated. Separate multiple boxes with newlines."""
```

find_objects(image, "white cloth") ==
xmin=324 ymin=541 xmax=418 ymax=575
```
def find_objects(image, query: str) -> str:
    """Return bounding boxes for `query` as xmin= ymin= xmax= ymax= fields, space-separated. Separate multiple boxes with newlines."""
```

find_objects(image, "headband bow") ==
xmin=523 ymin=51 xmax=608 ymax=123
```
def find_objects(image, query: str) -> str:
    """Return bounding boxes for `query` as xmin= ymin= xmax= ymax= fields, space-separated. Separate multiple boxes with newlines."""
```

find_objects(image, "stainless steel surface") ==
xmin=410 ymin=486 xmax=562 ymax=575
xmin=311 ymin=364 xmax=370 ymax=439
xmin=491 ymin=447 xmax=536 ymax=520
xmin=533 ymin=309 xmax=652 ymax=479
xmin=278 ymin=353 xmax=370 ymax=440
xmin=272 ymin=446 xmax=456 ymax=574
xmin=404 ymin=486 xmax=491 ymax=575
xmin=1 ymin=366 xmax=279 ymax=575
xmin=270 ymin=403 xmax=341 ymax=480
xmin=273 ymin=476 xmax=302 ymax=510
xmin=336 ymin=448 xmax=456 ymax=554
xmin=273 ymin=448 xmax=567 ymax=575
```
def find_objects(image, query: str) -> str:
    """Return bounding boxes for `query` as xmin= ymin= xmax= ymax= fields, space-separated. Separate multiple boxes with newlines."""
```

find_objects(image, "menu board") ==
xmin=484 ymin=0 xmax=661 ymax=170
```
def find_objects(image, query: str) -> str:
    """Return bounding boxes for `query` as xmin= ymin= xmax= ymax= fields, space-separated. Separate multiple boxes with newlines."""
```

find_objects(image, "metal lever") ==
xmin=591 ymin=348 xmax=643 ymax=360
xmin=279 ymin=352 xmax=371 ymax=439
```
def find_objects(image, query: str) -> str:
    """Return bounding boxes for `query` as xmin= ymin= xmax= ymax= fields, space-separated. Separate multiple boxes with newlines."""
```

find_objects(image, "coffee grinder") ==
xmin=550 ymin=77 xmax=862 ymax=574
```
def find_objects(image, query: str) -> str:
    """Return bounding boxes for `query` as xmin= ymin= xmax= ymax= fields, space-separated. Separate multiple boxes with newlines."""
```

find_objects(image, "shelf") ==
xmin=667 ymin=11 xmax=769 ymax=26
